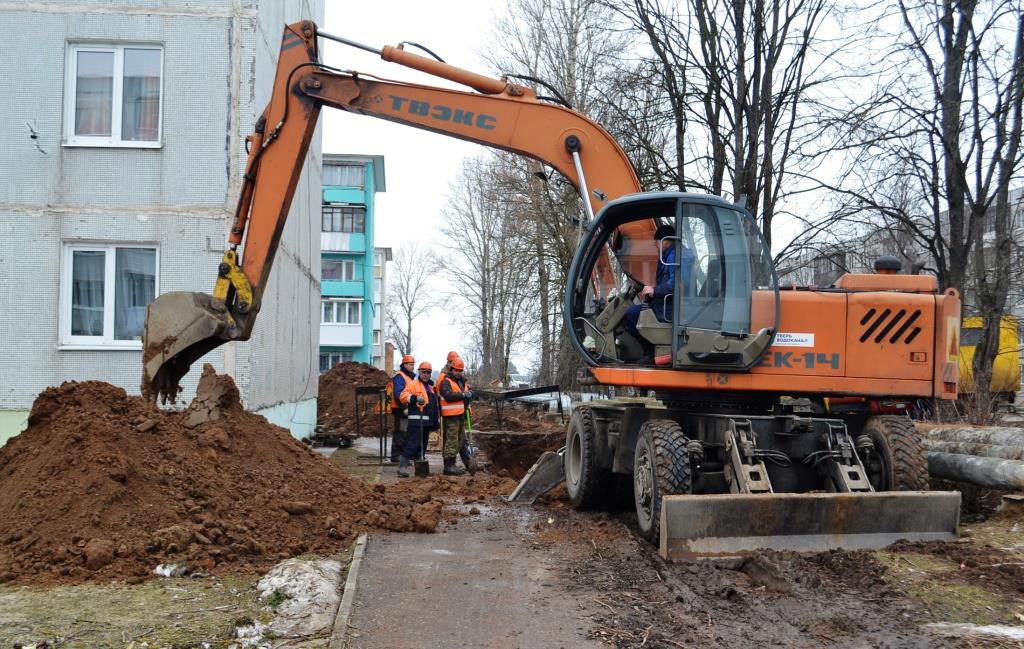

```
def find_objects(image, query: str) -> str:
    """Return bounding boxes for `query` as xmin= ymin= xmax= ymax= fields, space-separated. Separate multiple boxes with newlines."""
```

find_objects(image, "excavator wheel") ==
xmin=565 ymin=406 xmax=610 ymax=509
xmin=633 ymin=419 xmax=692 ymax=543
xmin=857 ymin=415 xmax=929 ymax=491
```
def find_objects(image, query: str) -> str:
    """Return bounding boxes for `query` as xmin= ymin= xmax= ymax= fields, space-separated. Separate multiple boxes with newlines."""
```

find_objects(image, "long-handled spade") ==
xmin=413 ymin=399 xmax=431 ymax=477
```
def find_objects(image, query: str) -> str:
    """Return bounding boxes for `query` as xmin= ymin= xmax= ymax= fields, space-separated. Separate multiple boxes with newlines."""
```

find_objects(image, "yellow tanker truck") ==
xmin=959 ymin=315 xmax=1021 ymax=401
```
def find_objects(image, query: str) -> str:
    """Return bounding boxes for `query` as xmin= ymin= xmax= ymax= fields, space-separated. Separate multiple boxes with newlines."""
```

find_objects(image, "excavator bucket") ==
xmin=659 ymin=491 xmax=961 ymax=559
xmin=508 ymin=449 xmax=565 ymax=503
xmin=142 ymin=291 xmax=236 ymax=404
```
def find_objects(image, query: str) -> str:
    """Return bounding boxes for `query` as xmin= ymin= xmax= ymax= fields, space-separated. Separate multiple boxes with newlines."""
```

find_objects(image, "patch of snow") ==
xmin=256 ymin=558 xmax=343 ymax=638
xmin=927 ymin=623 xmax=1024 ymax=641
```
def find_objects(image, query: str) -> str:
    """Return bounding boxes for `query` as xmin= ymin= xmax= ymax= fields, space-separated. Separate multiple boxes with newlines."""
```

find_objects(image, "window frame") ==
xmin=321 ymin=205 xmax=367 ymax=233
xmin=320 ymin=299 xmax=362 ymax=325
xmin=59 ymin=242 xmax=160 ymax=349
xmin=319 ymin=350 xmax=355 ymax=372
xmin=322 ymin=258 xmax=356 ymax=281
xmin=64 ymin=42 xmax=165 ymax=148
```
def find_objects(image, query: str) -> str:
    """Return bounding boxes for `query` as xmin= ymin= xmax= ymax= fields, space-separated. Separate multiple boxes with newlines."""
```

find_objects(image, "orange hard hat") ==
xmin=446 ymin=351 xmax=460 ymax=362
xmin=418 ymin=361 xmax=433 ymax=371
xmin=401 ymin=355 xmax=414 ymax=364
xmin=451 ymin=358 xmax=465 ymax=371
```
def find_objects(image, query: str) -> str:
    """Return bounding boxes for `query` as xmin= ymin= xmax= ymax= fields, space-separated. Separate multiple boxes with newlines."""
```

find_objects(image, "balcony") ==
xmin=321 ymin=232 xmax=366 ymax=252
xmin=320 ymin=323 xmax=362 ymax=346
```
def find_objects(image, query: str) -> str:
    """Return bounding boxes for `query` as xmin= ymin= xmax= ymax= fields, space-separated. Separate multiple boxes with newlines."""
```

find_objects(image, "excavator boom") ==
xmin=142 ymin=21 xmax=642 ymax=402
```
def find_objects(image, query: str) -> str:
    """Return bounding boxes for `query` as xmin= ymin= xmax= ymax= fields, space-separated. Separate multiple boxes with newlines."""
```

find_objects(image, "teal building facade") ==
xmin=319 ymin=154 xmax=389 ymax=371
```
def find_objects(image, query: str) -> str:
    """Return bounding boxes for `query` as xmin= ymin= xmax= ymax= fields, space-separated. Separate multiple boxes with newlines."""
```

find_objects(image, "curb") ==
xmin=328 ymin=533 xmax=368 ymax=649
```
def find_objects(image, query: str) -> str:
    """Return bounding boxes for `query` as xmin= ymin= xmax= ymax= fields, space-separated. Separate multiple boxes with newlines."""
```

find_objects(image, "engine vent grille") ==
xmin=858 ymin=308 xmax=923 ymax=344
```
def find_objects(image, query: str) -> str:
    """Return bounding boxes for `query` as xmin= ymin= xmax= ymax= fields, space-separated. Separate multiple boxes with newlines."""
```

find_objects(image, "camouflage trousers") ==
xmin=442 ymin=415 xmax=466 ymax=460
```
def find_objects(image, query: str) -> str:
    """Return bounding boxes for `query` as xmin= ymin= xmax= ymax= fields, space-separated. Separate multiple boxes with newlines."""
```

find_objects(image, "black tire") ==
xmin=565 ymin=407 xmax=610 ymax=509
xmin=633 ymin=419 xmax=692 ymax=543
xmin=858 ymin=415 xmax=928 ymax=491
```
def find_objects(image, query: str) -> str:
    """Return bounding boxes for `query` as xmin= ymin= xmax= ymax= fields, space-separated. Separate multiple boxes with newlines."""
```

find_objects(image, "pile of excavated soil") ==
xmin=470 ymin=402 xmax=563 ymax=433
xmin=384 ymin=474 xmax=518 ymax=504
xmin=473 ymin=430 xmax=564 ymax=479
xmin=0 ymin=365 xmax=442 ymax=586
xmin=318 ymin=362 xmax=390 ymax=435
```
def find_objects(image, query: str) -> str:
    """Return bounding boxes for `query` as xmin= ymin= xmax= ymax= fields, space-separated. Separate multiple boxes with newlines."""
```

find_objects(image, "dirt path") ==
xmin=344 ymin=505 xmax=601 ymax=649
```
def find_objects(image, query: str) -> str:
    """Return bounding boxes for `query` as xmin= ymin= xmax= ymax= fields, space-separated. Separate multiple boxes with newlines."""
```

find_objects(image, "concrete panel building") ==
xmin=0 ymin=0 xmax=324 ymax=443
xmin=319 ymin=154 xmax=391 ymax=371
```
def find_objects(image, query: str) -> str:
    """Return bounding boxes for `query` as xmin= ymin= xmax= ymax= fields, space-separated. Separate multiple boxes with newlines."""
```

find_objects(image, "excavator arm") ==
xmin=142 ymin=20 xmax=645 ymax=402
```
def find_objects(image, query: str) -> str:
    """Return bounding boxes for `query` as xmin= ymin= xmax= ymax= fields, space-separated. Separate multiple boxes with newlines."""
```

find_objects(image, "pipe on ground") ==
xmin=923 ymin=439 xmax=1024 ymax=461
xmin=924 ymin=426 xmax=1024 ymax=448
xmin=926 ymin=451 xmax=1024 ymax=490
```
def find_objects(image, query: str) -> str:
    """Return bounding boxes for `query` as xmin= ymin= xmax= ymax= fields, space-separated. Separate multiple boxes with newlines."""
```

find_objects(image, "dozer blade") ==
xmin=142 ymin=291 xmax=236 ymax=404
xmin=508 ymin=449 xmax=565 ymax=503
xmin=660 ymin=491 xmax=961 ymax=560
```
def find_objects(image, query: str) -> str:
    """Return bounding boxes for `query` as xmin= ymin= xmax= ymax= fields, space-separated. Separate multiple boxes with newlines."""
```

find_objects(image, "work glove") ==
xmin=416 ymin=396 xmax=426 ymax=406
xmin=463 ymin=390 xmax=474 ymax=400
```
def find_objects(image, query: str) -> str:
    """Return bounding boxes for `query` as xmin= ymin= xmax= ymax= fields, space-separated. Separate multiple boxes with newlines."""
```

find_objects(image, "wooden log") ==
xmin=923 ymin=439 xmax=1024 ymax=461
xmin=923 ymin=426 xmax=1024 ymax=448
xmin=926 ymin=451 xmax=1024 ymax=490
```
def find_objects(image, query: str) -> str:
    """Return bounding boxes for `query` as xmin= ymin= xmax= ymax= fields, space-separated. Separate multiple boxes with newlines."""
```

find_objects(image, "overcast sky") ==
xmin=321 ymin=0 xmax=510 ymax=374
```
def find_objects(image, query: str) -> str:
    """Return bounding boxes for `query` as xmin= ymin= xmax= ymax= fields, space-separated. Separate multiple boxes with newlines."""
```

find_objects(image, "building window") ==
xmin=372 ymin=355 xmax=382 ymax=367
xmin=61 ymin=244 xmax=158 ymax=346
xmin=321 ymin=299 xmax=361 ymax=325
xmin=323 ymin=164 xmax=366 ymax=187
xmin=322 ymin=259 xmax=356 ymax=281
xmin=374 ymin=277 xmax=382 ymax=297
xmin=65 ymin=44 xmax=163 ymax=147
xmin=320 ymin=350 xmax=354 ymax=372
xmin=373 ymin=330 xmax=381 ymax=346
xmin=322 ymin=206 xmax=366 ymax=233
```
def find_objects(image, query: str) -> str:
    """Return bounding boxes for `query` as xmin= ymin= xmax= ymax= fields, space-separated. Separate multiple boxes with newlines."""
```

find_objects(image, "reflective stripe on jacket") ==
xmin=439 ymin=376 xmax=469 ymax=417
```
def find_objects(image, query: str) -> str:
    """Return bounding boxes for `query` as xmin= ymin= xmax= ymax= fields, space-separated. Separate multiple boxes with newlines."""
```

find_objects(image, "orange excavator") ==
xmin=142 ymin=21 xmax=961 ymax=557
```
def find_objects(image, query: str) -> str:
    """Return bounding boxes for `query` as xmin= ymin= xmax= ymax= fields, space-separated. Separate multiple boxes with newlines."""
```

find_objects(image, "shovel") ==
xmin=413 ymin=400 xmax=430 ymax=477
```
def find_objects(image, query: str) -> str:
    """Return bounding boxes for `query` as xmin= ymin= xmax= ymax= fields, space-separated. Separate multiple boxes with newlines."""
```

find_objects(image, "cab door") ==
xmin=672 ymin=199 xmax=779 ymax=370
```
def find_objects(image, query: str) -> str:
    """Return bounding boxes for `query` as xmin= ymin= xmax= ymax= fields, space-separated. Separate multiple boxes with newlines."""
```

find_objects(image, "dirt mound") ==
xmin=473 ymin=430 xmax=564 ymax=479
xmin=0 ymin=365 xmax=442 ymax=585
xmin=383 ymin=474 xmax=519 ymax=504
xmin=318 ymin=362 xmax=390 ymax=434
xmin=470 ymin=401 xmax=563 ymax=432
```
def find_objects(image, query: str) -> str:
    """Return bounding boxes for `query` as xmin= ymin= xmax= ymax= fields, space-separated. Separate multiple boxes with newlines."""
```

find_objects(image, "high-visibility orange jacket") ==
xmin=400 ymin=377 xmax=428 ymax=409
xmin=389 ymin=368 xmax=415 ymax=410
xmin=401 ymin=378 xmax=439 ymax=431
xmin=439 ymin=375 xmax=470 ymax=417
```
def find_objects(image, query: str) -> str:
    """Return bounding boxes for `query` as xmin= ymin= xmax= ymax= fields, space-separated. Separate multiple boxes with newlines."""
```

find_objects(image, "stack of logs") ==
xmin=924 ymin=426 xmax=1024 ymax=490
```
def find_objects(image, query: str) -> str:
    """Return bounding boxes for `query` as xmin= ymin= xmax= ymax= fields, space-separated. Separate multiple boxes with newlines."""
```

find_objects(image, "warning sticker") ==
xmin=773 ymin=332 xmax=815 ymax=347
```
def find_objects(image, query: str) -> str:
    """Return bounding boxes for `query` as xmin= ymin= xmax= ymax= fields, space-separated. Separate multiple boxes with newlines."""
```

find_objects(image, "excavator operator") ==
xmin=623 ymin=224 xmax=694 ymax=361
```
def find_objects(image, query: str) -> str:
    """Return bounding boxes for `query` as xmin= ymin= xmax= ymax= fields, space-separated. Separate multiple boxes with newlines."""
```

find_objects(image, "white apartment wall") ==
xmin=232 ymin=0 xmax=323 ymax=428
xmin=0 ymin=0 xmax=323 ymax=439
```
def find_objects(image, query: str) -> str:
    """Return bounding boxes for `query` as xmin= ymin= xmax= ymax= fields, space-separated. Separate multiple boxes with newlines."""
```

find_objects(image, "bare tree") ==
xmin=820 ymin=0 xmax=1024 ymax=418
xmin=613 ymin=0 xmax=844 ymax=250
xmin=486 ymin=0 xmax=628 ymax=385
xmin=441 ymin=155 xmax=536 ymax=383
xmin=385 ymin=243 xmax=438 ymax=356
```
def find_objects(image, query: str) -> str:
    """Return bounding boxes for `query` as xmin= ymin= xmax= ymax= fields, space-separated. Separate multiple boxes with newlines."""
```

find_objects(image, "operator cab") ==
xmin=566 ymin=193 xmax=780 ymax=370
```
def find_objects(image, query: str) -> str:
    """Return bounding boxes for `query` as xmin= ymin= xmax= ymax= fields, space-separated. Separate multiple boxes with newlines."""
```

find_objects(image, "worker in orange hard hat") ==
xmin=436 ymin=351 xmax=461 ymax=388
xmin=438 ymin=357 xmax=475 ymax=475
xmin=397 ymin=361 xmax=439 ymax=477
xmin=386 ymin=355 xmax=416 ymax=463
xmin=431 ymin=351 xmax=462 ymax=453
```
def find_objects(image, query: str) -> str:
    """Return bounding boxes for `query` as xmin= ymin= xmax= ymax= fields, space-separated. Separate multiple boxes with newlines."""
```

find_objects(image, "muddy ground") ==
xmin=3 ymin=393 xmax=1023 ymax=647
xmin=541 ymin=504 xmax=1023 ymax=648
